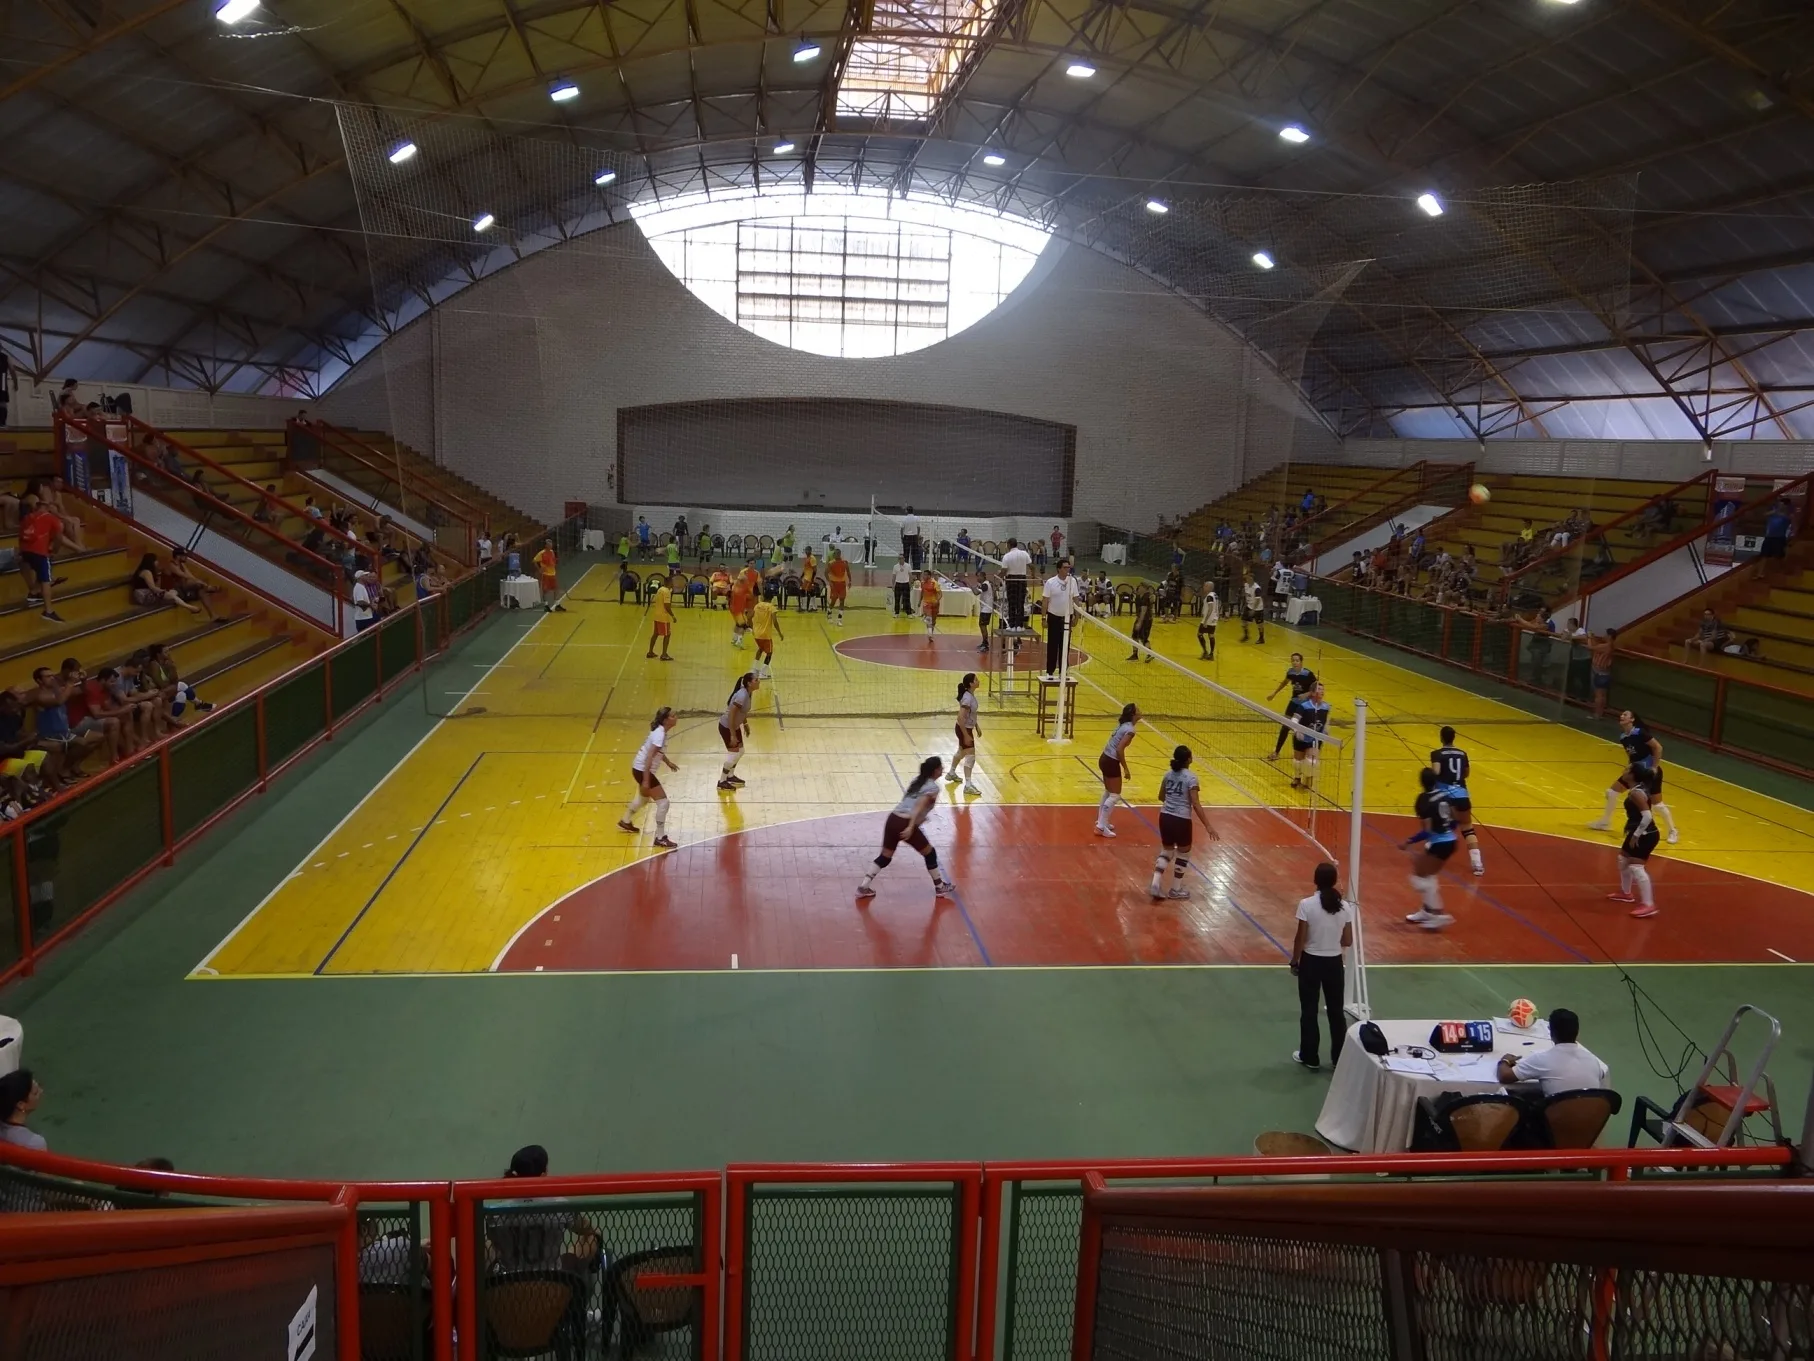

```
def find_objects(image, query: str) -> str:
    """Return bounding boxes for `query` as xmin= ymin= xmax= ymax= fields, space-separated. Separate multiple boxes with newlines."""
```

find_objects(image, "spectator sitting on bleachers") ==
xmin=0 ymin=689 xmax=60 ymax=787
xmin=251 ymin=486 xmax=279 ymax=525
xmin=162 ymin=549 xmax=219 ymax=620
xmin=60 ymin=658 xmax=125 ymax=764
xmin=114 ymin=656 xmax=171 ymax=745
xmin=144 ymin=643 xmax=211 ymax=723
xmin=133 ymin=553 xmax=202 ymax=615
xmin=1685 ymin=608 xmax=1730 ymax=661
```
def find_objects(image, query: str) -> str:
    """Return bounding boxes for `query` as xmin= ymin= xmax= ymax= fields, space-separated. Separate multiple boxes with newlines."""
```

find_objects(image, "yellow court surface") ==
xmin=197 ymin=559 xmax=1814 ymax=978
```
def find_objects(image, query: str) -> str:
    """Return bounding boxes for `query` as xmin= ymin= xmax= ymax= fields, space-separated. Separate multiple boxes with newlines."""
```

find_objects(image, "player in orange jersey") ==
xmin=826 ymin=548 xmax=851 ymax=625
xmin=729 ymin=559 xmax=758 ymax=647
xmin=918 ymin=569 xmax=942 ymax=638
xmin=533 ymin=538 xmax=564 ymax=612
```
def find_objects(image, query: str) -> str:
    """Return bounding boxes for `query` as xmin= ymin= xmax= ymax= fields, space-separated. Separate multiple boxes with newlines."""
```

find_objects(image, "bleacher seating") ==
xmin=1174 ymin=464 xmax=1395 ymax=552
xmin=1620 ymin=538 xmax=1814 ymax=696
xmin=341 ymin=429 xmax=542 ymax=546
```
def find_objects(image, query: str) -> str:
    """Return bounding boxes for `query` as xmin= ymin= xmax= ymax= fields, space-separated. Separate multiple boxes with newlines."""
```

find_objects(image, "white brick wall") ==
xmin=317 ymin=227 xmax=1337 ymax=527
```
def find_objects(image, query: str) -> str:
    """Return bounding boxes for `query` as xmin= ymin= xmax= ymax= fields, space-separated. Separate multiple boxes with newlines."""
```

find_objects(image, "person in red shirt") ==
xmin=17 ymin=495 xmax=64 ymax=622
xmin=58 ymin=659 xmax=122 ymax=764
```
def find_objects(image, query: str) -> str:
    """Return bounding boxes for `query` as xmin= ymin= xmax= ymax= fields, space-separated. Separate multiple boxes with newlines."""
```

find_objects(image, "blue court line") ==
xmin=1362 ymin=820 xmax=1594 ymax=963
xmin=1124 ymin=807 xmax=1291 ymax=959
xmin=314 ymin=753 xmax=485 ymax=975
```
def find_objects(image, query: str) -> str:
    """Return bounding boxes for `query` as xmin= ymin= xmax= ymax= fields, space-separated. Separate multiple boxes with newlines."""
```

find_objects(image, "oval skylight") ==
xmin=634 ymin=188 xmax=1051 ymax=359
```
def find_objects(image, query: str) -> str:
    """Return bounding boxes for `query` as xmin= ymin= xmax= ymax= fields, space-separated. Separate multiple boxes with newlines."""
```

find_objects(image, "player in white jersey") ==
xmin=1197 ymin=585 xmax=1220 ymax=660
xmin=945 ymin=672 xmax=982 ymax=795
xmin=1150 ymin=745 xmax=1220 ymax=899
xmin=856 ymin=756 xmax=956 ymax=899
xmin=1095 ymin=702 xmax=1140 ymax=838
xmin=618 ymin=707 xmax=680 ymax=849
xmin=718 ymin=672 xmax=759 ymax=791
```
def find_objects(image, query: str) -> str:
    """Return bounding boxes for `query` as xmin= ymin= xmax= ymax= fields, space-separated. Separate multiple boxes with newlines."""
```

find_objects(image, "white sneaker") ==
xmin=1094 ymin=825 xmax=1116 ymax=838
xmin=933 ymin=878 xmax=956 ymax=897
xmin=1667 ymin=830 xmax=1680 ymax=844
xmin=1587 ymin=819 xmax=1609 ymax=831
xmin=1148 ymin=887 xmax=1166 ymax=901
xmin=855 ymin=883 xmax=877 ymax=899
xmin=963 ymin=783 xmax=982 ymax=796
xmin=1167 ymin=888 xmax=1190 ymax=900
xmin=945 ymin=772 xmax=962 ymax=784
xmin=1418 ymin=913 xmax=1456 ymax=931
xmin=1405 ymin=908 xmax=1436 ymax=924
xmin=1471 ymin=864 xmax=1486 ymax=876
xmin=1292 ymin=1049 xmax=1320 ymax=1071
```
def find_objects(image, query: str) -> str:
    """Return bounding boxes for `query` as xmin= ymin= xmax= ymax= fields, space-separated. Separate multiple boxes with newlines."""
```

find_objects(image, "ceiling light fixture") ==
xmin=215 ymin=0 xmax=258 ymax=23
xmin=1145 ymin=199 xmax=1169 ymax=214
xmin=772 ymin=141 xmax=796 ymax=154
xmin=387 ymin=142 xmax=419 ymax=165
xmin=1252 ymin=251 xmax=1276 ymax=270
xmin=1416 ymin=192 xmax=1445 ymax=217
xmin=1278 ymin=124 xmax=1310 ymax=144
xmin=1065 ymin=62 xmax=1097 ymax=78
xmin=549 ymin=80 xmax=580 ymax=102
xmin=793 ymin=40 xmax=822 ymax=62
xmin=473 ymin=213 xmax=496 ymax=233
xmin=594 ymin=170 xmax=618 ymax=186
xmin=983 ymin=153 xmax=1006 ymax=166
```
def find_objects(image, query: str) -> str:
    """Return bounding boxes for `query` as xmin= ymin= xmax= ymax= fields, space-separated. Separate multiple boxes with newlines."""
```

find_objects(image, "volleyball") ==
xmin=1468 ymin=483 xmax=1492 ymax=505
xmin=1508 ymin=998 xmax=1539 ymax=1029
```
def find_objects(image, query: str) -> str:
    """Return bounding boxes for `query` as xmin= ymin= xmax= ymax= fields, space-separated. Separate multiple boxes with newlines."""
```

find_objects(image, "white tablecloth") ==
xmin=500 ymin=576 xmax=542 ymax=609
xmin=938 ymin=584 xmax=976 ymax=617
xmin=1100 ymin=543 xmax=1128 ymax=564
xmin=581 ymin=529 xmax=606 ymax=551
xmin=0 ymin=1016 xmax=20 ymax=1076
xmin=1315 ymin=1017 xmax=1552 ymax=1153
xmin=1285 ymin=595 xmax=1323 ymax=625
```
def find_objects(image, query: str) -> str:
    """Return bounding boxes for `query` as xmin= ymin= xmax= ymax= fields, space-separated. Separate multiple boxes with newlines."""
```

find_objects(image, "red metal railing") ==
xmin=0 ymin=566 xmax=504 ymax=987
xmin=294 ymin=420 xmax=481 ymax=565
xmin=1495 ymin=467 xmax=1720 ymax=601
xmin=0 ymin=1143 xmax=1791 ymax=1361
xmin=56 ymin=411 xmax=352 ymax=635
xmin=1295 ymin=461 xmax=1475 ymax=555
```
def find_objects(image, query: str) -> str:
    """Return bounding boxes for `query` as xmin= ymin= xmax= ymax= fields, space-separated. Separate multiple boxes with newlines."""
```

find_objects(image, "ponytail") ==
xmin=1118 ymin=703 xmax=1138 ymax=725
xmin=728 ymin=673 xmax=755 ymax=706
xmin=957 ymin=672 xmax=976 ymax=701
xmin=1170 ymin=745 xmax=1191 ymax=772
xmin=650 ymin=706 xmax=673 ymax=730
xmin=1313 ymin=861 xmax=1342 ymax=914
xmin=905 ymin=755 xmax=944 ymax=797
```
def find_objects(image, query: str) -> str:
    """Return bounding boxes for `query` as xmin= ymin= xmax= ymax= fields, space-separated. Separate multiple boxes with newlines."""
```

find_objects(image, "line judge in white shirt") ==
xmin=1040 ymin=558 xmax=1081 ymax=677
xmin=1289 ymin=863 xmax=1353 ymax=1070
xmin=1497 ymin=1008 xmax=1609 ymax=1096
xmin=900 ymin=507 xmax=922 ymax=569
xmin=1001 ymin=538 xmax=1032 ymax=628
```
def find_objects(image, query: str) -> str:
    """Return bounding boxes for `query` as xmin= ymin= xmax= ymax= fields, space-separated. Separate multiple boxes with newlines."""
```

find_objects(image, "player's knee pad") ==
xmin=655 ymin=798 xmax=670 ymax=816
xmin=1409 ymin=873 xmax=1434 ymax=892
xmin=923 ymin=850 xmax=939 ymax=869
xmin=1172 ymin=857 xmax=1189 ymax=875
xmin=1152 ymin=852 xmax=1171 ymax=873
xmin=874 ymin=854 xmax=892 ymax=869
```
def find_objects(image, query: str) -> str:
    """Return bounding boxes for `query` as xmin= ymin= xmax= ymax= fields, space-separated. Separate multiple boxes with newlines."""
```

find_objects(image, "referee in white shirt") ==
xmin=1041 ymin=559 xmax=1081 ymax=676
xmin=1496 ymin=1009 xmax=1610 ymax=1095
xmin=900 ymin=507 xmax=922 ymax=569
xmin=1001 ymin=538 xmax=1032 ymax=628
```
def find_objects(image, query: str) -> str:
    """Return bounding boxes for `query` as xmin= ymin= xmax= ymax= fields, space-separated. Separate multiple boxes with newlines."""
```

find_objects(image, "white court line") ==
xmin=191 ymin=567 xmax=599 ymax=976
xmin=1768 ymin=947 xmax=1796 ymax=963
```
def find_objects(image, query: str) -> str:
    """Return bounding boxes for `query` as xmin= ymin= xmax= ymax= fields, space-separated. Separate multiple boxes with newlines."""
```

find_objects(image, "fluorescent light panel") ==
xmin=473 ymin=213 xmax=496 ymax=233
xmin=772 ymin=141 xmax=796 ymax=153
xmin=594 ymin=170 xmax=618 ymax=186
xmin=550 ymin=81 xmax=580 ymax=102
xmin=215 ymin=0 xmax=258 ymax=23
xmin=1416 ymin=192 xmax=1444 ymax=217
xmin=1065 ymin=62 xmax=1096 ymax=78
xmin=1144 ymin=199 xmax=1168 ymax=214
xmin=1278 ymin=124 xmax=1310 ymax=144
xmin=982 ymin=153 xmax=1005 ymax=166
xmin=1252 ymin=251 xmax=1275 ymax=270
xmin=387 ymin=142 xmax=418 ymax=165
xmin=793 ymin=41 xmax=822 ymax=62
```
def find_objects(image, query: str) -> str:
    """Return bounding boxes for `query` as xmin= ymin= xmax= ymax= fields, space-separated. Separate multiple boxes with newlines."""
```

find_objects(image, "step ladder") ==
xmin=1630 ymin=1005 xmax=1785 ymax=1149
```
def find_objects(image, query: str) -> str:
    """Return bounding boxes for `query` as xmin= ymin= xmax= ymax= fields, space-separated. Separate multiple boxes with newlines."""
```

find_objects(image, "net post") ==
xmin=1050 ymin=612 xmax=1072 ymax=743
xmin=1345 ymin=698 xmax=1371 ymax=1023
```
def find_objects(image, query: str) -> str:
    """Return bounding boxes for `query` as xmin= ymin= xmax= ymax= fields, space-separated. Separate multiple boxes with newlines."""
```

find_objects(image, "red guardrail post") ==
xmin=12 ymin=828 xmax=31 ymax=977
xmin=333 ymin=1185 xmax=362 ymax=1361
xmin=1070 ymin=1173 xmax=1106 ymax=1361
xmin=975 ymin=1173 xmax=1006 ymax=1361
xmin=430 ymin=1194 xmax=455 ymax=1361
xmin=724 ymin=1169 xmax=748 ymax=1361
xmin=158 ymin=746 xmax=175 ymax=867
xmin=255 ymin=692 xmax=269 ymax=793
xmin=455 ymin=1189 xmax=480 ymax=1361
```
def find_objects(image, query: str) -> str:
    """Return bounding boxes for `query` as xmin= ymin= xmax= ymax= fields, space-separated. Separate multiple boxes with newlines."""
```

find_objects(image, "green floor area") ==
xmin=1 ymin=606 xmax=1808 ymax=1182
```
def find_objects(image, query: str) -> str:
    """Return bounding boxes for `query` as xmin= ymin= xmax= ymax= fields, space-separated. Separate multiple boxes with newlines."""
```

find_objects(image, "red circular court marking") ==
xmin=834 ymin=633 xmax=1087 ymax=672
xmin=496 ymin=806 xmax=1814 ymax=973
